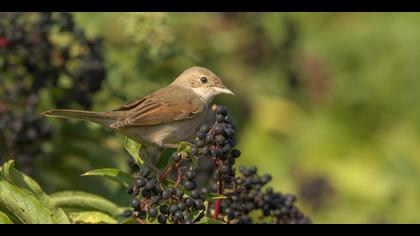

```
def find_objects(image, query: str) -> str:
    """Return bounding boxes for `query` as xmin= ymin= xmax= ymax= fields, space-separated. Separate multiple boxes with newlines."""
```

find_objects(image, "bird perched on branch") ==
xmin=42 ymin=66 xmax=234 ymax=149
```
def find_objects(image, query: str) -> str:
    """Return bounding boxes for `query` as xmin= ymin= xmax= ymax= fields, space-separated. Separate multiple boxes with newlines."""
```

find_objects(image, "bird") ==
xmin=42 ymin=66 xmax=234 ymax=150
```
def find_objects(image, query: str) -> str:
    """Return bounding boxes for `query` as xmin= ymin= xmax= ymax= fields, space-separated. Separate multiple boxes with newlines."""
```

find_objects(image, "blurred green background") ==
xmin=8 ymin=12 xmax=420 ymax=223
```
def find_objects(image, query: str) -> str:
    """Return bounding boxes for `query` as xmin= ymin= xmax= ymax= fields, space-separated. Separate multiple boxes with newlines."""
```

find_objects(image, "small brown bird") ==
xmin=42 ymin=66 xmax=234 ymax=149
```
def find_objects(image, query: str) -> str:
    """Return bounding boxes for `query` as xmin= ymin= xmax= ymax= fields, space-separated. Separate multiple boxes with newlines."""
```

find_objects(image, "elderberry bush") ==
xmin=123 ymin=105 xmax=310 ymax=224
xmin=0 ymin=13 xmax=106 ymax=173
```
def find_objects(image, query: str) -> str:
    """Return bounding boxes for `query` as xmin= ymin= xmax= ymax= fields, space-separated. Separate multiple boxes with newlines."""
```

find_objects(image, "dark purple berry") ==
xmin=175 ymin=189 xmax=184 ymax=198
xmin=130 ymin=198 xmax=140 ymax=209
xmin=158 ymin=214 xmax=167 ymax=224
xmin=139 ymin=166 xmax=150 ymax=177
xmin=150 ymin=195 xmax=161 ymax=204
xmin=138 ymin=210 xmax=147 ymax=219
xmin=174 ymin=211 xmax=183 ymax=221
xmin=201 ymin=146 xmax=210 ymax=155
xmin=222 ymin=143 xmax=232 ymax=153
xmin=142 ymin=189 xmax=151 ymax=198
xmin=220 ymin=165 xmax=231 ymax=175
xmin=148 ymin=207 xmax=158 ymax=218
xmin=195 ymin=199 xmax=205 ymax=210
xmin=195 ymin=140 xmax=204 ymax=148
xmin=135 ymin=178 xmax=146 ymax=188
xmin=190 ymin=190 xmax=200 ymax=199
xmin=123 ymin=209 xmax=132 ymax=217
xmin=196 ymin=130 xmax=206 ymax=139
xmin=171 ymin=152 xmax=181 ymax=162
xmin=182 ymin=180 xmax=196 ymax=191
xmin=199 ymin=124 xmax=210 ymax=133
xmin=205 ymin=134 xmax=214 ymax=143
xmin=169 ymin=204 xmax=178 ymax=214
xmin=216 ymin=105 xmax=227 ymax=115
xmin=214 ymin=124 xmax=224 ymax=135
xmin=215 ymin=135 xmax=226 ymax=146
xmin=186 ymin=197 xmax=195 ymax=207
xmin=185 ymin=169 xmax=197 ymax=180
xmin=177 ymin=201 xmax=186 ymax=211
xmin=216 ymin=114 xmax=225 ymax=123
xmin=231 ymin=149 xmax=241 ymax=158
xmin=162 ymin=189 xmax=172 ymax=199
xmin=191 ymin=147 xmax=199 ymax=156
xmin=160 ymin=205 xmax=169 ymax=215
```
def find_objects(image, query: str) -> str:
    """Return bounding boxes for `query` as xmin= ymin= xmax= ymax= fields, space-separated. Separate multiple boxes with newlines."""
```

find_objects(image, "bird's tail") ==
xmin=42 ymin=109 xmax=116 ymax=127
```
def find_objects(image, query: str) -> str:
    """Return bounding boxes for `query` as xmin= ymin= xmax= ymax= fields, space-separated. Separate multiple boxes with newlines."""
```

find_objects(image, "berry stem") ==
xmin=213 ymin=160 xmax=224 ymax=220
xmin=158 ymin=161 xmax=176 ymax=182
xmin=213 ymin=178 xmax=223 ymax=220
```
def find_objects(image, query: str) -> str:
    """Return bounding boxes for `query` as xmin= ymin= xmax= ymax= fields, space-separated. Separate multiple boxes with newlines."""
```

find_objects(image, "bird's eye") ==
xmin=200 ymin=76 xmax=208 ymax=84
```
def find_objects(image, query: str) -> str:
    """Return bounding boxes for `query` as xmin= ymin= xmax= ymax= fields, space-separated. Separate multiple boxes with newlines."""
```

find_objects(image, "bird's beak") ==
xmin=215 ymin=86 xmax=235 ymax=95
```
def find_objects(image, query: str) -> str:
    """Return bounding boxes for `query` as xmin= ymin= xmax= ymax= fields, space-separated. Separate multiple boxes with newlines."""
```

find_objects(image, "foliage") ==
xmin=0 ymin=160 xmax=122 ymax=224
xmin=2 ymin=12 xmax=420 ymax=223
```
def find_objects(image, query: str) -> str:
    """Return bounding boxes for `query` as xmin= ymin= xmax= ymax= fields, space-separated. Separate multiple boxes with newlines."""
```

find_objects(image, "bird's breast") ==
xmin=120 ymin=110 xmax=211 ymax=147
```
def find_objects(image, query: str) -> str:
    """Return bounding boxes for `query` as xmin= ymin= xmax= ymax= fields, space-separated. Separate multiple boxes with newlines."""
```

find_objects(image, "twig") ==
xmin=158 ymin=161 xmax=176 ymax=182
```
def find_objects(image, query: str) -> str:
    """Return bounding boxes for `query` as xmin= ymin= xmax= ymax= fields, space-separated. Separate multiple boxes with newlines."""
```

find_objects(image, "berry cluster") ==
xmin=0 ymin=13 xmax=106 ymax=173
xmin=221 ymin=166 xmax=311 ymax=224
xmin=124 ymin=159 xmax=208 ymax=224
xmin=123 ymin=105 xmax=310 ymax=224
xmin=192 ymin=105 xmax=240 ymax=188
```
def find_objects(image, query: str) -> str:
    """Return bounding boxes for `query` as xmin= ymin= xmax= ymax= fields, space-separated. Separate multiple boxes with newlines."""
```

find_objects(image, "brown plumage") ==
xmin=42 ymin=66 xmax=234 ymax=148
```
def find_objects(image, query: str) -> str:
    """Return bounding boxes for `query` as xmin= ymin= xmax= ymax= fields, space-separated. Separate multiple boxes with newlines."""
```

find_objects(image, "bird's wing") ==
xmin=109 ymin=86 xmax=204 ymax=128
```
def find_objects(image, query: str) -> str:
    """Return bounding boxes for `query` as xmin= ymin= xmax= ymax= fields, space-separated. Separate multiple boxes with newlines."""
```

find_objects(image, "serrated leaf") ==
xmin=0 ymin=211 xmax=13 ymax=224
xmin=0 ymin=180 xmax=56 ymax=224
xmin=51 ymin=191 xmax=124 ymax=217
xmin=69 ymin=211 xmax=117 ymax=224
xmin=124 ymin=137 xmax=143 ymax=166
xmin=82 ymin=168 xmax=132 ymax=188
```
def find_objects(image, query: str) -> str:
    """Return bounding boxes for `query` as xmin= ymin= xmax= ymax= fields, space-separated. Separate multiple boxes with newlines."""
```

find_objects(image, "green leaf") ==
xmin=161 ymin=178 xmax=177 ymax=187
xmin=205 ymin=193 xmax=227 ymax=200
xmin=177 ymin=141 xmax=192 ymax=156
xmin=190 ymin=156 xmax=199 ymax=169
xmin=205 ymin=218 xmax=224 ymax=224
xmin=51 ymin=191 xmax=124 ymax=217
xmin=82 ymin=168 xmax=132 ymax=188
xmin=0 ymin=180 xmax=56 ymax=224
xmin=119 ymin=218 xmax=139 ymax=224
xmin=156 ymin=150 xmax=171 ymax=170
xmin=191 ymin=210 xmax=205 ymax=222
xmin=0 ymin=160 xmax=70 ymax=224
xmin=1 ymin=160 xmax=44 ymax=197
xmin=196 ymin=216 xmax=223 ymax=224
xmin=124 ymin=137 xmax=143 ymax=166
xmin=68 ymin=211 xmax=117 ymax=224
xmin=0 ymin=211 xmax=13 ymax=224
xmin=177 ymin=142 xmax=198 ymax=168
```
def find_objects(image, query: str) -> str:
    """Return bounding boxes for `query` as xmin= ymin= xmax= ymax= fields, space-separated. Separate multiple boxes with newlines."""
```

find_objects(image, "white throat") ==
xmin=191 ymin=87 xmax=218 ymax=105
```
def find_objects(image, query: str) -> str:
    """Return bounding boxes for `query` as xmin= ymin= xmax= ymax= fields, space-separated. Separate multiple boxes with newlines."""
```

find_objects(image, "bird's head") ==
xmin=172 ymin=66 xmax=234 ymax=102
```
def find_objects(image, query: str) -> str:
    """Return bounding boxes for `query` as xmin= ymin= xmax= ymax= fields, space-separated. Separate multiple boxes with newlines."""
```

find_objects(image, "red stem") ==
xmin=212 ymin=160 xmax=224 ymax=220
xmin=212 ymin=179 xmax=223 ymax=219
